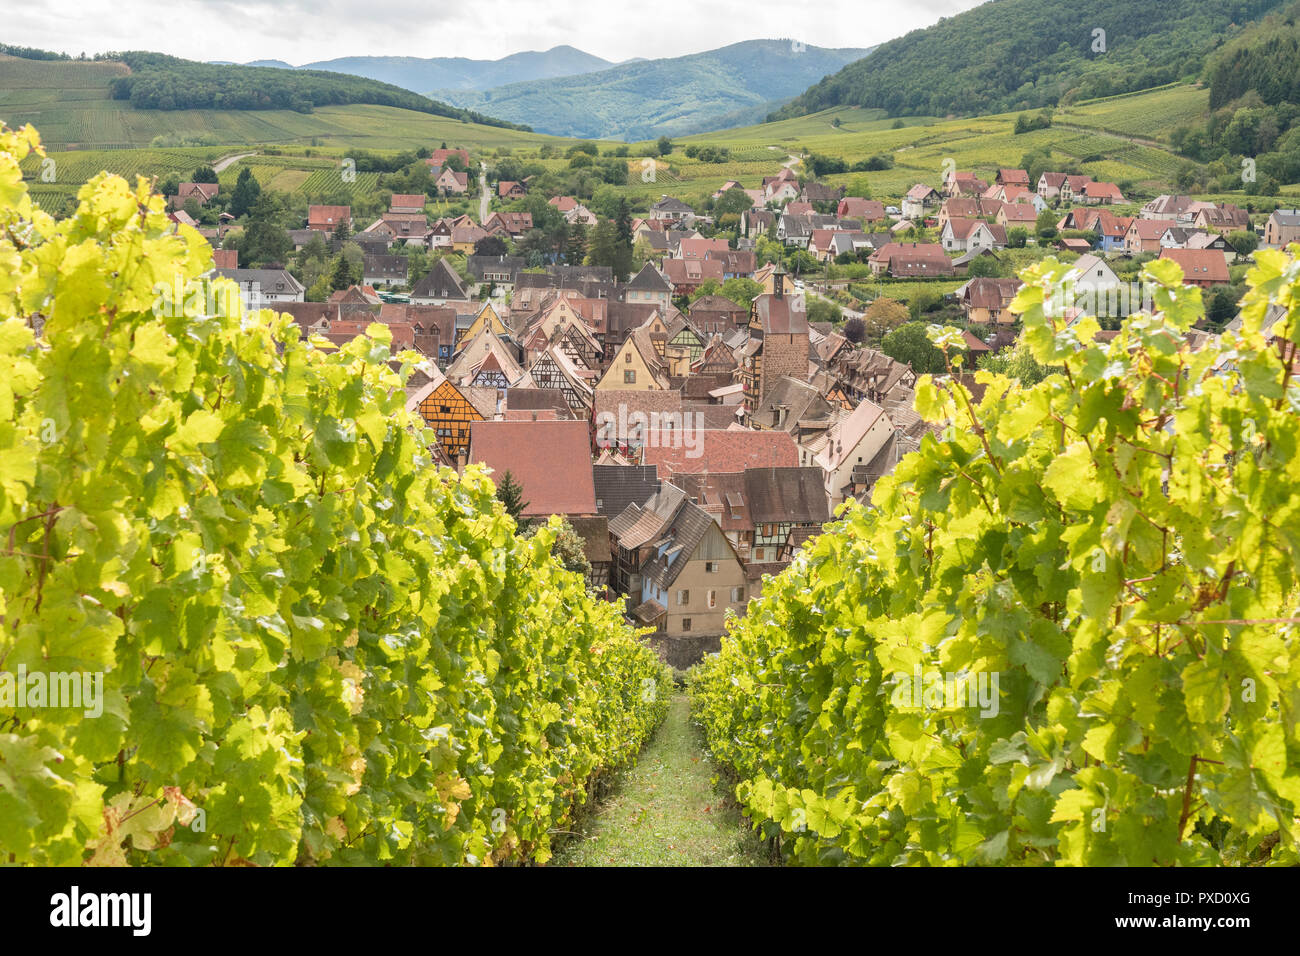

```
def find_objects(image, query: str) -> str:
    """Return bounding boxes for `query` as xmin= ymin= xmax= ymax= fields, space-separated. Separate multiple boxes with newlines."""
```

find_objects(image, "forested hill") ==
xmin=772 ymin=0 xmax=1284 ymax=120
xmin=435 ymin=39 xmax=869 ymax=140
xmin=97 ymin=51 xmax=529 ymax=130
xmin=1208 ymin=0 xmax=1300 ymax=108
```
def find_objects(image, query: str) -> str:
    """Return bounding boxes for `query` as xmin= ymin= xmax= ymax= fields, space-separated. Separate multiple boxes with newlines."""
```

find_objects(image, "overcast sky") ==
xmin=7 ymin=0 xmax=985 ymax=65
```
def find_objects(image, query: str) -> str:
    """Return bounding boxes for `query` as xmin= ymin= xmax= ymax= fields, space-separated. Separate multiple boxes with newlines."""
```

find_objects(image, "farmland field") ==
xmin=0 ymin=54 xmax=570 ymax=152
xmin=1055 ymin=84 xmax=1212 ymax=143
xmin=4 ymin=60 xmax=1281 ymax=218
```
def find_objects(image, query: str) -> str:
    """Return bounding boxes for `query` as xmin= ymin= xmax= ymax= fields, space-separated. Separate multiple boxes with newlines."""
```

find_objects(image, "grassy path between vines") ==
xmin=554 ymin=691 xmax=767 ymax=866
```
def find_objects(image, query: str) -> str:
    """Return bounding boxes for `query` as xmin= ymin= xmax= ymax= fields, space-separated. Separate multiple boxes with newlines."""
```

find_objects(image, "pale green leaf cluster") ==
xmin=0 ymin=122 xmax=669 ymax=866
xmin=693 ymin=250 xmax=1300 ymax=865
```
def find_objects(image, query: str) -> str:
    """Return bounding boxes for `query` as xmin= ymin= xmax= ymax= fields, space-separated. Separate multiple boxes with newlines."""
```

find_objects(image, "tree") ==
xmin=656 ymin=136 xmax=673 ymax=156
xmin=1020 ymin=149 xmax=1052 ymax=186
xmin=787 ymin=249 xmax=817 ymax=276
xmin=1227 ymin=230 xmax=1260 ymax=256
xmin=537 ymin=519 xmax=591 ymax=579
xmin=1035 ymin=209 xmax=1059 ymax=240
xmin=881 ymin=321 xmax=947 ymax=374
xmin=329 ymin=254 xmax=353 ymax=292
xmin=332 ymin=218 xmax=351 ymax=242
xmin=1007 ymin=226 xmax=1030 ymax=249
xmin=235 ymin=193 xmax=292 ymax=267
xmin=690 ymin=279 xmax=721 ymax=301
xmin=157 ymin=174 xmax=180 ymax=197
xmin=1206 ymin=285 xmax=1242 ymax=329
xmin=843 ymin=316 xmax=866 ymax=343
xmin=908 ymin=287 xmax=943 ymax=320
xmin=191 ymin=164 xmax=218 ymax=184
xmin=862 ymin=297 xmax=910 ymax=344
xmin=966 ymin=254 xmax=1004 ymax=278
xmin=229 ymin=166 xmax=261 ymax=219
xmin=495 ymin=470 xmax=530 ymax=528
xmin=306 ymin=273 xmax=332 ymax=301
xmin=806 ymin=296 xmax=842 ymax=325
xmin=715 ymin=187 xmax=753 ymax=217
xmin=720 ymin=277 xmax=763 ymax=310
xmin=474 ymin=235 xmax=508 ymax=257
xmin=586 ymin=216 xmax=633 ymax=279
xmin=565 ymin=222 xmax=588 ymax=264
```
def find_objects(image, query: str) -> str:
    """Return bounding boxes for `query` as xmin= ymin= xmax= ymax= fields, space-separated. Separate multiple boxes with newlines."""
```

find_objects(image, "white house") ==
xmin=213 ymin=268 xmax=305 ymax=310
xmin=808 ymin=398 xmax=894 ymax=506
xmin=941 ymin=217 xmax=1006 ymax=254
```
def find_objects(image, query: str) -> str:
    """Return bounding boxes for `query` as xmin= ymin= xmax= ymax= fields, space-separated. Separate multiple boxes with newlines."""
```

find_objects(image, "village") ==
xmin=163 ymin=148 xmax=1296 ymax=666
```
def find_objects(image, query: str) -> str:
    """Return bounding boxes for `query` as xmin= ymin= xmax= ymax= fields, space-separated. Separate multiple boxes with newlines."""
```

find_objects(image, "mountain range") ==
xmin=431 ymin=39 xmax=871 ymax=140
xmin=242 ymin=46 xmax=622 ymax=94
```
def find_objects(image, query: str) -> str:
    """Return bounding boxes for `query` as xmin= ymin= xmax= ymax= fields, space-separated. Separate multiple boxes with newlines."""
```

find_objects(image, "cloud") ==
xmin=4 ymin=0 xmax=986 ymax=65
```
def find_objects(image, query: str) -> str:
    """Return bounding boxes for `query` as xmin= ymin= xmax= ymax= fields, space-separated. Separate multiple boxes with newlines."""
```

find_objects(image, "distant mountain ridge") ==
xmin=242 ymin=46 xmax=618 ymax=94
xmin=432 ymin=39 xmax=872 ymax=140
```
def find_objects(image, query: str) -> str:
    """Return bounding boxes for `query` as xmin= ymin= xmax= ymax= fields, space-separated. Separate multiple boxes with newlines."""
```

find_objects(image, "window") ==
xmin=705 ymin=561 xmax=716 ymax=573
xmin=624 ymin=370 xmax=636 ymax=384
xmin=707 ymin=590 xmax=717 ymax=608
xmin=681 ymin=618 xmax=692 ymax=631
xmin=731 ymin=586 xmax=744 ymax=603
xmin=625 ymin=352 xmax=632 ymax=363
xmin=676 ymin=589 xmax=689 ymax=606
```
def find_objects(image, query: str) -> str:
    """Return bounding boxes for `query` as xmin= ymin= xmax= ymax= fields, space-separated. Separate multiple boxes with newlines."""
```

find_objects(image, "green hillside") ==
xmin=1208 ymin=0 xmax=1300 ymax=108
xmin=435 ymin=40 xmax=870 ymax=140
xmin=14 ymin=72 xmax=1295 ymax=223
xmin=296 ymin=46 xmax=618 ymax=94
xmin=0 ymin=54 xmax=555 ymax=151
xmin=106 ymin=51 xmax=521 ymax=125
xmin=775 ymin=0 xmax=1281 ymax=119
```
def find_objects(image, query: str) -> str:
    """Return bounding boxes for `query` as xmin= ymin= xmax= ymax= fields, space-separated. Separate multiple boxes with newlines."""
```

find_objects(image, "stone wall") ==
xmin=647 ymin=632 xmax=723 ymax=670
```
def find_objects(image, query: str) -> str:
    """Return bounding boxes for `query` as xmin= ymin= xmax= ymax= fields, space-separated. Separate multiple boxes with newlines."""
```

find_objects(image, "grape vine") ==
xmin=0 ymin=122 xmax=669 ymax=866
xmin=693 ymin=252 xmax=1300 ymax=865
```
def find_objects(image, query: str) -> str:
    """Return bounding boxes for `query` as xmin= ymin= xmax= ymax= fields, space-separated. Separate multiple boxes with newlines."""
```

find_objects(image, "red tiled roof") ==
xmin=679 ymin=238 xmax=730 ymax=259
xmin=1158 ymin=248 xmax=1230 ymax=284
xmin=468 ymin=420 xmax=597 ymax=517
xmin=308 ymin=205 xmax=351 ymax=227
xmin=838 ymin=197 xmax=885 ymax=220
xmin=1000 ymin=204 xmax=1038 ymax=222
xmin=1083 ymin=181 xmax=1124 ymax=201
xmin=1130 ymin=219 xmax=1176 ymax=240
xmin=644 ymin=429 xmax=798 ymax=478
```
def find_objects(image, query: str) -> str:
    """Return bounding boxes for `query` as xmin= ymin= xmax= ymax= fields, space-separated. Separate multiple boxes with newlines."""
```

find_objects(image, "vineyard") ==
xmin=0 ymin=122 xmax=669 ymax=866
xmin=4 ymin=67 xmax=1265 ymax=219
xmin=1057 ymin=85 xmax=1213 ymax=144
xmin=692 ymin=253 xmax=1300 ymax=865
